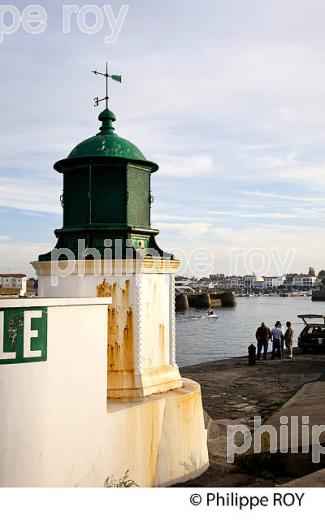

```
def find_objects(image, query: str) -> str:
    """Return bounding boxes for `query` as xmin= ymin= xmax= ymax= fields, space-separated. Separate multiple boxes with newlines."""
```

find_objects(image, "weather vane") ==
xmin=92 ymin=61 xmax=122 ymax=109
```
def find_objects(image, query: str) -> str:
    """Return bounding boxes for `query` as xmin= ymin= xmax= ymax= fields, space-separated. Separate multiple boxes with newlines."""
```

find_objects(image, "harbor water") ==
xmin=176 ymin=296 xmax=325 ymax=367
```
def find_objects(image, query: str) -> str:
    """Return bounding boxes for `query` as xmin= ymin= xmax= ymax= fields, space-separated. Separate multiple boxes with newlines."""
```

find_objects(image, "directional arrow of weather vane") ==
xmin=92 ymin=61 xmax=122 ymax=109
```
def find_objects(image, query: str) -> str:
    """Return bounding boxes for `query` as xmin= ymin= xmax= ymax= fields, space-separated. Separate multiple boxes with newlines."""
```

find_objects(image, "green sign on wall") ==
xmin=0 ymin=307 xmax=47 ymax=365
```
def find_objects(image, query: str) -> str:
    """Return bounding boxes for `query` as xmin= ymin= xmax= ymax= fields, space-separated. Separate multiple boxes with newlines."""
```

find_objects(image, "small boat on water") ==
xmin=191 ymin=310 xmax=219 ymax=320
xmin=206 ymin=310 xmax=219 ymax=319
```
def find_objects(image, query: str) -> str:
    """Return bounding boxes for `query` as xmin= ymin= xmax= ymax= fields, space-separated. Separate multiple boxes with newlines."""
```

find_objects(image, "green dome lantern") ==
xmin=38 ymin=66 xmax=168 ymax=262
xmin=55 ymin=108 xmax=158 ymax=168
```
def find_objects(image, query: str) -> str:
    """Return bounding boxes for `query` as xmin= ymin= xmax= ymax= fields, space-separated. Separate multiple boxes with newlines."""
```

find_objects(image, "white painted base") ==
xmin=106 ymin=379 xmax=209 ymax=487
xmin=0 ymin=298 xmax=209 ymax=487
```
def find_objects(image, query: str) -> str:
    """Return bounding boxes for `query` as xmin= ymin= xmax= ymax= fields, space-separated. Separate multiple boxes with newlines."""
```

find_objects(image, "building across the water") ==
xmin=26 ymin=278 xmax=38 ymax=297
xmin=284 ymin=274 xmax=316 ymax=289
xmin=0 ymin=274 xmax=27 ymax=296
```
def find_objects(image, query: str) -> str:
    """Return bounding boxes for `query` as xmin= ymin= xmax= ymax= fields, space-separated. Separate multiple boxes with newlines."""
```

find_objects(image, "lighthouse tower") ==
xmin=31 ymin=68 xmax=208 ymax=486
xmin=33 ymin=67 xmax=183 ymax=399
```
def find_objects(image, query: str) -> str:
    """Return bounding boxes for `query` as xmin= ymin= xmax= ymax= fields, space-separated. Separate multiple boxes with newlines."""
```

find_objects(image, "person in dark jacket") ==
xmin=255 ymin=322 xmax=271 ymax=360
xmin=284 ymin=321 xmax=294 ymax=359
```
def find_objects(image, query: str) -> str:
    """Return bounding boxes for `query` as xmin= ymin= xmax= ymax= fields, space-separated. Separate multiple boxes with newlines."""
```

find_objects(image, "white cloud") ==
xmin=157 ymin=221 xmax=211 ymax=238
xmin=156 ymin=221 xmax=325 ymax=277
xmin=241 ymin=190 xmax=325 ymax=204
xmin=156 ymin=155 xmax=213 ymax=178
xmin=0 ymin=176 xmax=61 ymax=214
xmin=0 ymin=240 xmax=51 ymax=276
xmin=206 ymin=209 xmax=297 ymax=220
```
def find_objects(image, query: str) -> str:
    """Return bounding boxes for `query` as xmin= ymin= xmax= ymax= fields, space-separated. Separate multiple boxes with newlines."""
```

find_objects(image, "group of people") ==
xmin=255 ymin=321 xmax=293 ymax=360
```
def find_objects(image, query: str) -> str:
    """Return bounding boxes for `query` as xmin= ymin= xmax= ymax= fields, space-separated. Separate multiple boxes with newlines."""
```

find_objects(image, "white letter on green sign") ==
xmin=23 ymin=310 xmax=43 ymax=359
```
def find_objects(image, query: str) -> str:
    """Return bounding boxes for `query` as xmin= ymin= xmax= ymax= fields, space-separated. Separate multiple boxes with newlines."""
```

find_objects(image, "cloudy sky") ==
xmin=1 ymin=0 xmax=325 ymax=276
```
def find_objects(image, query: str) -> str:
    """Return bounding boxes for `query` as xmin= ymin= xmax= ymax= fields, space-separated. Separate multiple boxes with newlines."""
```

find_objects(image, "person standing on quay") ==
xmin=284 ymin=321 xmax=294 ymax=359
xmin=255 ymin=322 xmax=271 ymax=360
xmin=271 ymin=321 xmax=284 ymax=359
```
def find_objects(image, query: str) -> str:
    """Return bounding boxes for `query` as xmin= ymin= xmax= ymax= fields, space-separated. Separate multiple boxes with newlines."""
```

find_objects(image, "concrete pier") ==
xmin=175 ymin=290 xmax=236 ymax=311
xmin=188 ymin=293 xmax=211 ymax=308
xmin=175 ymin=293 xmax=190 ymax=311
xmin=219 ymin=291 xmax=237 ymax=307
xmin=312 ymin=290 xmax=325 ymax=301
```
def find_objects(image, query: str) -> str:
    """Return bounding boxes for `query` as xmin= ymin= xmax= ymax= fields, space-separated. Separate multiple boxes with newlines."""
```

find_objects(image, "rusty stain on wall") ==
xmin=122 ymin=307 xmax=134 ymax=369
xmin=96 ymin=275 xmax=182 ymax=398
xmin=121 ymin=279 xmax=130 ymax=307
xmin=159 ymin=323 xmax=165 ymax=365
xmin=96 ymin=279 xmax=113 ymax=298
xmin=97 ymin=278 xmax=135 ymax=393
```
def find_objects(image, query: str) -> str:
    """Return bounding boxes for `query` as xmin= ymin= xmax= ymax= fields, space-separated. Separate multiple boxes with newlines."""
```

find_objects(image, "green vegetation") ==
xmin=104 ymin=469 xmax=138 ymax=488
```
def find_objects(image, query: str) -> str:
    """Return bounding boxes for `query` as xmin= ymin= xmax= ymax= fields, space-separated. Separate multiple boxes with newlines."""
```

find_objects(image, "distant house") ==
xmin=263 ymin=276 xmax=285 ymax=289
xmin=283 ymin=274 xmax=316 ymax=289
xmin=26 ymin=278 xmax=38 ymax=297
xmin=220 ymin=276 xmax=245 ymax=291
xmin=292 ymin=275 xmax=316 ymax=288
xmin=0 ymin=274 xmax=27 ymax=296
xmin=175 ymin=279 xmax=195 ymax=293
xmin=251 ymin=276 xmax=264 ymax=290
xmin=224 ymin=275 xmax=285 ymax=292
